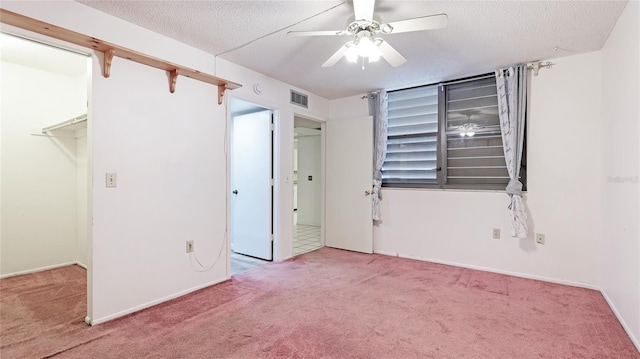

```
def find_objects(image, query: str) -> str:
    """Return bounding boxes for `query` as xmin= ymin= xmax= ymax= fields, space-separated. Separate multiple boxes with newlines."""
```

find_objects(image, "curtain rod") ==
xmin=527 ymin=61 xmax=554 ymax=76
xmin=365 ymin=61 xmax=555 ymax=99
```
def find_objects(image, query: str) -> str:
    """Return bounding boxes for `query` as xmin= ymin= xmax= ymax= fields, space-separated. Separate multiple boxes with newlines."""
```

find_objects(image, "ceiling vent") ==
xmin=290 ymin=90 xmax=308 ymax=108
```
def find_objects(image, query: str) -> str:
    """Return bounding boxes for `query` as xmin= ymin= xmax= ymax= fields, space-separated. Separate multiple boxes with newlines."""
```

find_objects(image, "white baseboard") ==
xmin=601 ymin=289 xmax=640 ymax=353
xmin=373 ymin=249 xmax=398 ymax=257
xmin=0 ymin=261 xmax=81 ymax=279
xmin=395 ymin=253 xmax=601 ymax=291
xmin=88 ymin=277 xmax=228 ymax=325
xmin=76 ymin=262 xmax=87 ymax=269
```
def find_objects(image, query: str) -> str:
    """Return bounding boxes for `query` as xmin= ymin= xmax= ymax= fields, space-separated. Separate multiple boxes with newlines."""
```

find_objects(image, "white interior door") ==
xmin=325 ymin=116 xmax=373 ymax=253
xmin=231 ymin=110 xmax=273 ymax=260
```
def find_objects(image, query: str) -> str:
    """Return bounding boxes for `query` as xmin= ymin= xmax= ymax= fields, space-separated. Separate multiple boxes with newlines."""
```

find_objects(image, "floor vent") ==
xmin=290 ymin=90 xmax=308 ymax=108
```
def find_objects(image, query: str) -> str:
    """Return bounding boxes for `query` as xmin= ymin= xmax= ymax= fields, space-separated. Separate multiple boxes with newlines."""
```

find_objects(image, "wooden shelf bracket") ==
xmin=218 ymin=84 xmax=227 ymax=105
xmin=169 ymin=69 xmax=178 ymax=93
xmin=103 ymin=48 xmax=115 ymax=78
xmin=0 ymin=8 xmax=242 ymax=103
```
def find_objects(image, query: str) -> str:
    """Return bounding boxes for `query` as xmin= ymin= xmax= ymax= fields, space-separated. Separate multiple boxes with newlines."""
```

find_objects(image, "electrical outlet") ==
xmin=536 ymin=233 xmax=545 ymax=245
xmin=106 ymin=173 xmax=117 ymax=188
xmin=492 ymin=228 xmax=500 ymax=239
xmin=186 ymin=240 xmax=194 ymax=253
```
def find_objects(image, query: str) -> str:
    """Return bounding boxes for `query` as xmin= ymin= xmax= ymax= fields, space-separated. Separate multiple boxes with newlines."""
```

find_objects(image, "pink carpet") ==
xmin=1 ymin=248 xmax=638 ymax=358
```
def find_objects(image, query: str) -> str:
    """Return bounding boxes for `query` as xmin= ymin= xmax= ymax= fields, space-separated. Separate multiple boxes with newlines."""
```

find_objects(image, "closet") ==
xmin=0 ymin=33 xmax=90 ymax=277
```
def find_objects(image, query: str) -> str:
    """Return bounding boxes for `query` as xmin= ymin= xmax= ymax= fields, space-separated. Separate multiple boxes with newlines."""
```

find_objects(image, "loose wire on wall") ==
xmin=189 ymin=88 xmax=230 ymax=272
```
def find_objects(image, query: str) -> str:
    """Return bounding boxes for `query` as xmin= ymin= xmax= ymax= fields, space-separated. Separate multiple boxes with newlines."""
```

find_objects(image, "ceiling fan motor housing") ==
xmin=347 ymin=20 xmax=385 ymax=37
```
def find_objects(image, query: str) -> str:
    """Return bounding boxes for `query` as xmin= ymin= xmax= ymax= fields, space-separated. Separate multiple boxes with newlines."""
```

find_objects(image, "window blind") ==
xmin=383 ymin=85 xmax=439 ymax=185
xmin=444 ymin=77 xmax=509 ymax=186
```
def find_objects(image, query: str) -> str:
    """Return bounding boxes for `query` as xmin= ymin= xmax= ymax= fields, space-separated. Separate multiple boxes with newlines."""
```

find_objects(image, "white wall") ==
xmin=0 ymin=60 xmax=86 ymax=276
xmin=1 ymin=0 xmax=331 ymax=324
xmin=329 ymin=94 xmax=370 ymax=120
xmin=90 ymin=58 xmax=230 ymax=323
xmin=600 ymin=0 xmax=640 ymax=349
xmin=329 ymin=52 xmax=604 ymax=288
xmin=297 ymin=135 xmax=321 ymax=226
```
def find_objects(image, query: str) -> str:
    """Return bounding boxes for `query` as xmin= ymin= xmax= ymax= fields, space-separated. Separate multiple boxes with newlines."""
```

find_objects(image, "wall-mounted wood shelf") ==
xmin=0 ymin=9 xmax=241 ymax=104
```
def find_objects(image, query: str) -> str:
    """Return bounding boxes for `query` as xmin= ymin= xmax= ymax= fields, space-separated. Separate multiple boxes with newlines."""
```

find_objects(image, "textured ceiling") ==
xmin=77 ymin=0 xmax=628 ymax=99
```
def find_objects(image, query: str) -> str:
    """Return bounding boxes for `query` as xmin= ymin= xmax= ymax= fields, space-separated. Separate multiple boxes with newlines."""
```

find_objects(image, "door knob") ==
xmin=232 ymin=190 xmax=238 ymax=195
xmin=364 ymin=190 xmax=372 ymax=196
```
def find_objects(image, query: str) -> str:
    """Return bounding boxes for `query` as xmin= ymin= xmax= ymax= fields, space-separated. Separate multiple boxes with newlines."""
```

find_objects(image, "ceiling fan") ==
xmin=287 ymin=0 xmax=448 ymax=68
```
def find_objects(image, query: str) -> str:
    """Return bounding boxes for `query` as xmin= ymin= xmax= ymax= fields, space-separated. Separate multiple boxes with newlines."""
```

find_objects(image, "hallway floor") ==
xmin=231 ymin=252 xmax=268 ymax=276
xmin=293 ymin=223 xmax=321 ymax=255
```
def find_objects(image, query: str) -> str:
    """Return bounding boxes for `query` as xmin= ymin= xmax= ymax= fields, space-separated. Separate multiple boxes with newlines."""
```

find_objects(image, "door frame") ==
xmin=230 ymin=109 xmax=274 ymax=261
xmin=0 ymin=29 xmax=95 ymax=322
xmin=293 ymin=114 xmax=326 ymax=251
xmin=227 ymin=96 xmax=279 ymax=277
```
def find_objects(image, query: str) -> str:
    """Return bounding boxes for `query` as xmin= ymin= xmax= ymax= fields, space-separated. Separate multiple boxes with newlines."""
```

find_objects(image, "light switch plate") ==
xmin=106 ymin=173 xmax=117 ymax=188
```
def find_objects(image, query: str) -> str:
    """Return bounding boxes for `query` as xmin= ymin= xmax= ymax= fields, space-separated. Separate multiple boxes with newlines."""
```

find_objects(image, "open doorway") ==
xmin=0 ymin=32 xmax=91 ymax=316
xmin=293 ymin=116 xmax=324 ymax=255
xmin=229 ymin=98 xmax=274 ymax=275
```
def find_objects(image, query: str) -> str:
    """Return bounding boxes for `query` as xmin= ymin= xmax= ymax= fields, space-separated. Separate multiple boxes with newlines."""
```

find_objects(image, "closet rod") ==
xmin=42 ymin=114 xmax=87 ymax=133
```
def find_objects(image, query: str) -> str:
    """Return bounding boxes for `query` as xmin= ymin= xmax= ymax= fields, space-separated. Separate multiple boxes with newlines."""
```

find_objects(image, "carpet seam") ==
xmin=39 ymin=332 xmax=113 ymax=359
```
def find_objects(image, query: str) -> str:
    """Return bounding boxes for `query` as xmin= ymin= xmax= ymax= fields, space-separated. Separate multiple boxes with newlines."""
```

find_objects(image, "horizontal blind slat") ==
xmin=388 ymin=122 xmax=438 ymax=136
xmin=388 ymin=113 xmax=438 ymax=127
xmin=387 ymin=142 xmax=438 ymax=153
xmin=383 ymin=160 xmax=437 ymax=170
xmin=385 ymin=151 xmax=437 ymax=161
xmin=387 ymin=135 xmax=437 ymax=145
xmin=383 ymin=169 xmax=438 ymax=179
xmin=389 ymin=104 xmax=438 ymax=119
xmin=388 ymin=96 xmax=438 ymax=110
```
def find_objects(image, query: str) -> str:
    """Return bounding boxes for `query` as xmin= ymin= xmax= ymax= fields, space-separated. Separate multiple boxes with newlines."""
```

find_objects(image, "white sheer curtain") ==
xmin=368 ymin=91 xmax=388 ymax=221
xmin=495 ymin=65 xmax=528 ymax=238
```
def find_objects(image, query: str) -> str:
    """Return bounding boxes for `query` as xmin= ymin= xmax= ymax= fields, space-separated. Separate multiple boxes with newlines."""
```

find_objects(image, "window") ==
xmin=383 ymin=75 xmax=526 ymax=190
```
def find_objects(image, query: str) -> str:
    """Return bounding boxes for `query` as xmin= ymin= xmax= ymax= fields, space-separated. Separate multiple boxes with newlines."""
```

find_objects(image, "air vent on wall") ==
xmin=290 ymin=90 xmax=308 ymax=108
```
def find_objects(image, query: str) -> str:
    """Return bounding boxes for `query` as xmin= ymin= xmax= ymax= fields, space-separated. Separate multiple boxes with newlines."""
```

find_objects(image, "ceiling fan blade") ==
xmin=385 ymin=14 xmax=448 ymax=34
xmin=378 ymin=40 xmax=406 ymax=67
xmin=287 ymin=30 xmax=346 ymax=37
xmin=353 ymin=0 xmax=375 ymax=22
xmin=322 ymin=44 xmax=351 ymax=67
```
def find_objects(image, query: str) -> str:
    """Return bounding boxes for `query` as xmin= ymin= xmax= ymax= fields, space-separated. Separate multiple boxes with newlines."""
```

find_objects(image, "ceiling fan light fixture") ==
xmin=345 ymin=48 xmax=359 ymax=63
xmin=348 ymin=35 xmax=382 ymax=63
xmin=289 ymin=4 xmax=448 ymax=69
xmin=459 ymin=121 xmax=478 ymax=137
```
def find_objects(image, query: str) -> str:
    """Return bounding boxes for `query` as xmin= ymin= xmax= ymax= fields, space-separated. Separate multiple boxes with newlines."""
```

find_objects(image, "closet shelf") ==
xmin=42 ymin=114 xmax=87 ymax=133
xmin=0 ymin=9 xmax=241 ymax=104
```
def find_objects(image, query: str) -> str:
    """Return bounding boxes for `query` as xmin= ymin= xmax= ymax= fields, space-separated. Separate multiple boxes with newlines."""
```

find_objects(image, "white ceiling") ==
xmin=77 ymin=1 xmax=627 ymax=99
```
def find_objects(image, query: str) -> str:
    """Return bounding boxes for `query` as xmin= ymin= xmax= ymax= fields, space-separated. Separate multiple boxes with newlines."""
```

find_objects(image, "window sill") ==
xmin=380 ymin=187 xmax=530 ymax=194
